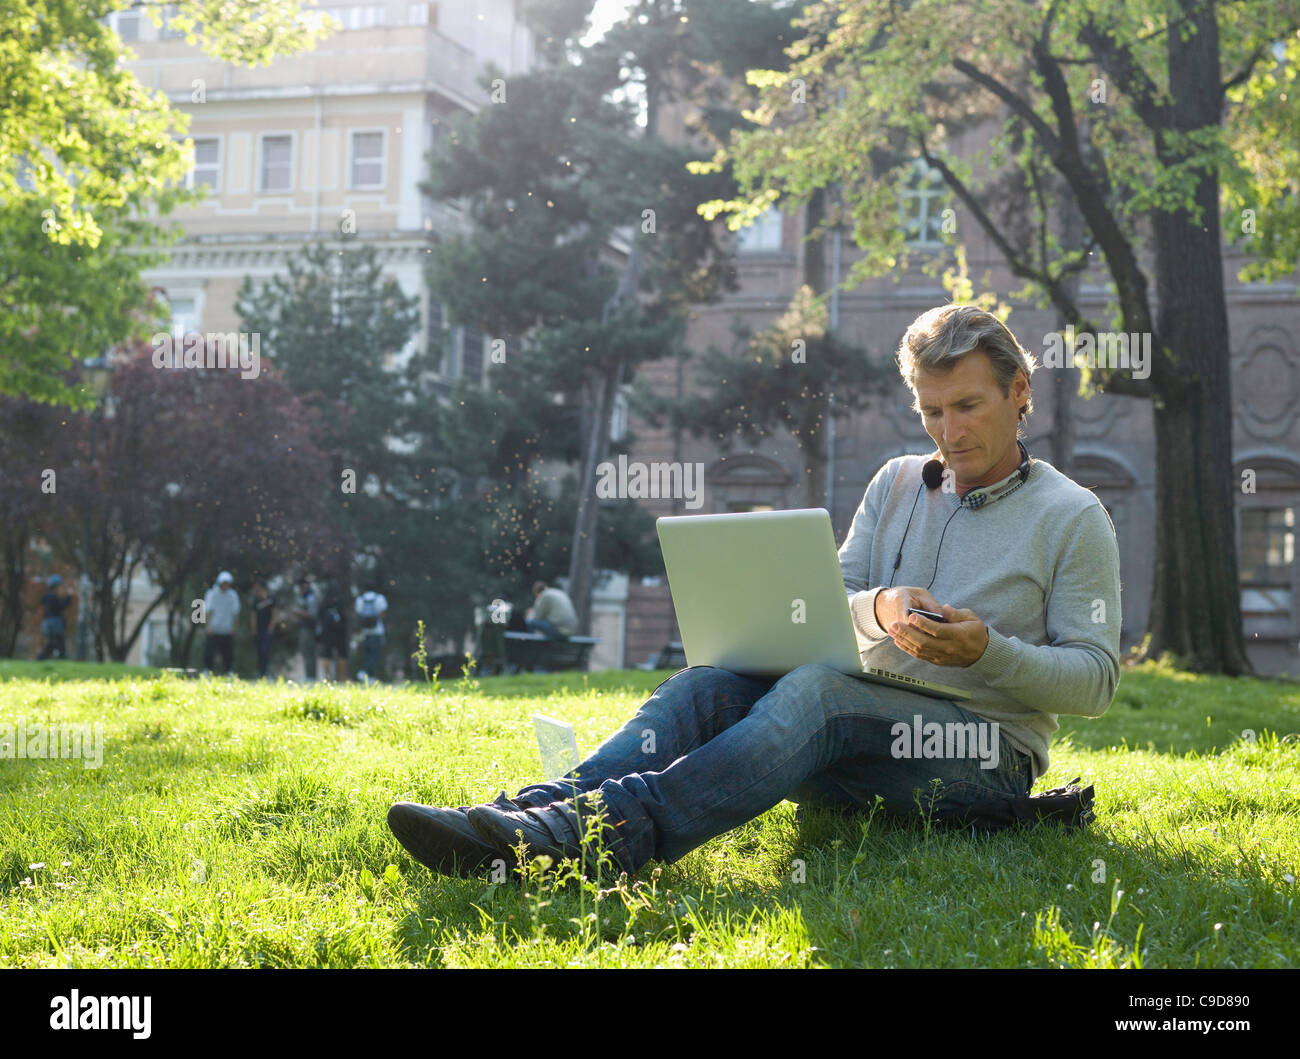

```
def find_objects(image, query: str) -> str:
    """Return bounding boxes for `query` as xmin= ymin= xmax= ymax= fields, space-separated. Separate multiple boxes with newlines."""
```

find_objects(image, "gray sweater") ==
xmin=838 ymin=454 xmax=1122 ymax=783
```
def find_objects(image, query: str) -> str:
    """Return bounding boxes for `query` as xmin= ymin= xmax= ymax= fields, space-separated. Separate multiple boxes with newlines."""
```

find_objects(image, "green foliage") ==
xmin=0 ymin=0 xmax=332 ymax=404
xmin=716 ymin=0 xmax=1300 ymax=319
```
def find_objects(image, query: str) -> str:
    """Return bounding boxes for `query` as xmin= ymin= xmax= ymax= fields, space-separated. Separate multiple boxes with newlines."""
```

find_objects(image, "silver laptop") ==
xmin=656 ymin=508 xmax=970 ymax=701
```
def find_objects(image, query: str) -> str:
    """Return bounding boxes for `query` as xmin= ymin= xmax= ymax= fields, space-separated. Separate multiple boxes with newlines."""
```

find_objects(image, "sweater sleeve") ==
xmin=967 ymin=501 xmax=1122 ymax=717
xmin=838 ymin=460 xmax=904 ymax=643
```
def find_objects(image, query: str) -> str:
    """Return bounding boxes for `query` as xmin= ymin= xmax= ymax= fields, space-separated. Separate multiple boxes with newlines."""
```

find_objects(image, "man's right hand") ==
xmin=873 ymin=586 xmax=944 ymax=631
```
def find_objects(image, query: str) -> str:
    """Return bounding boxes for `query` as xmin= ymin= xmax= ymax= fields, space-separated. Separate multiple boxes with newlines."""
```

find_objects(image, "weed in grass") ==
xmin=411 ymin=620 xmax=442 ymax=696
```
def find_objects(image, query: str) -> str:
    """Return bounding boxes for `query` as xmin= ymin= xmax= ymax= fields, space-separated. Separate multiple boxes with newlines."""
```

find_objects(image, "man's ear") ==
xmin=1012 ymin=369 xmax=1030 ymax=403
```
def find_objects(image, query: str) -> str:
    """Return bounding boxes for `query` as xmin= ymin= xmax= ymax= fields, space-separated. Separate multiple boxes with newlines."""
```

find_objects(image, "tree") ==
xmin=423 ymin=0 xmax=744 ymax=633
xmin=236 ymin=237 xmax=455 ymax=652
xmin=0 ymin=0 xmax=332 ymax=404
xmin=711 ymin=0 xmax=1300 ymax=673
xmin=653 ymin=284 xmax=890 ymax=507
xmin=0 ymin=394 xmax=66 ymax=653
xmin=5 ymin=342 xmax=335 ymax=662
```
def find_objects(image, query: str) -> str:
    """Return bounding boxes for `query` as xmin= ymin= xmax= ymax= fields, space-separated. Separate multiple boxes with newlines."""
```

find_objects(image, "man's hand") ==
xmin=886 ymin=602 xmax=989 ymax=668
xmin=873 ymin=586 xmax=944 ymax=631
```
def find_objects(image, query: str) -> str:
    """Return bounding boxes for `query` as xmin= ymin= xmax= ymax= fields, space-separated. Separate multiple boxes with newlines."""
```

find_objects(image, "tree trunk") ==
xmin=567 ymin=360 xmax=620 ymax=635
xmin=1140 ymin=0 xmax=1251 ymax=674
xmin=801 ymin=436 xmax=827 ymax=509
xmin=1050 ymin=174 xmax=1081 ymax=475
xmin=801 ymin=187 xmax=829 ymax=508
xmin=0 ymin=529 xmax=27 ymax=656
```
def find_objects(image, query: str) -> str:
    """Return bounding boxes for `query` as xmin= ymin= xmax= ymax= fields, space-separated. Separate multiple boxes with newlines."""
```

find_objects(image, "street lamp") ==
xmin=76 ymin=353 xmax=114 ymax=662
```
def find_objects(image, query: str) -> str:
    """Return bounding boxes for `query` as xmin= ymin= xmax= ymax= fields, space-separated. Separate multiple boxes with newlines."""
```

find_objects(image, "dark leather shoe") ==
xmin=466 ymin=800 xmax=628 ymax=874
xmin=387 ymin=790 xmax=523 ymax=877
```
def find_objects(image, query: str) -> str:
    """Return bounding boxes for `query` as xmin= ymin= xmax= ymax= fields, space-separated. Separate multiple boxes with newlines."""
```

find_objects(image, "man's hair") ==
xmin=532 ymin=581 xmax=547 ymax=595
xmin=895 ymin=305 xmax=1037 ymax=422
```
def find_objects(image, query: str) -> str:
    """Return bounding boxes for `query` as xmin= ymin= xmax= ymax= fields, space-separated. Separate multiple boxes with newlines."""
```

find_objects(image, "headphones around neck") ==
xmin=888 ymin=440 xmax=1033 ymax=590
xmin=920 ymin=439 xmax=1032 ymax=492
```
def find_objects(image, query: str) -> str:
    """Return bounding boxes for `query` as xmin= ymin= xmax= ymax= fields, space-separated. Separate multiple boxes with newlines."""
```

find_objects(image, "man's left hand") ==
xmin=887 ymin=604 xmax=989 ymax=668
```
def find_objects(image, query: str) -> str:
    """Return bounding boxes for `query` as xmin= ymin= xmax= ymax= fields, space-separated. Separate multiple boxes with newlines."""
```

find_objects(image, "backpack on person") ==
xmin=320 ymin=601 xmax=345 ymax=639
xmin=935 ymin=777 xmax=1097 ymax=833
xmin=358 ymin=593 xmax=380 ymax=631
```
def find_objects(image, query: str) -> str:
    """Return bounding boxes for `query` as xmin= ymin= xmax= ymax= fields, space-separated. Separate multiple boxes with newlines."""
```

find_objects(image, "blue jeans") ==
xmin=513 ymin=664 xmax=1032 ymax=873
xmin=255 ymin=630 xmax=272 ymax=677
xmin=361 ymin=633 xmax=383 ymax=676
xmin=525 ymin=618 xmax=564 ymax=639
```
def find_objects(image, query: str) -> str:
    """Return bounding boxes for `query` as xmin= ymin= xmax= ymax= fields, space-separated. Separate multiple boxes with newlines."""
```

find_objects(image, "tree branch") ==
xmin=1076 ymin=17 xmax=1166 ymax=127
xmin=1221 ymin=43 xmax=1270 ymax=93
xmin=949 ymin=59 xmax=1061 ymax=152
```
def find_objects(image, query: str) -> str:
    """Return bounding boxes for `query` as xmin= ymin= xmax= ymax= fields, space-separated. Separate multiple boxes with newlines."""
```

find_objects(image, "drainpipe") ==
xmin=313 ymin=93 xmax=323 ymax=233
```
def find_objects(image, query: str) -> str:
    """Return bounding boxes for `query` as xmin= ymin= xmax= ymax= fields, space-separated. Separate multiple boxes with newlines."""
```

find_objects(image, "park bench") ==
xmin=500 ymin=631 xmax=600 ymax=673
xmin=638 ymin=641 xmax=687 ymax=670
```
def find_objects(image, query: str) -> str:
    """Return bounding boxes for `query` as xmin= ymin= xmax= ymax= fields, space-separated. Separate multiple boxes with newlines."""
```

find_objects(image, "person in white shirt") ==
xmin=355 ymin=583 xmax=389 ymax=682
xmin=203 ymin=570 xmax=240 ymax=675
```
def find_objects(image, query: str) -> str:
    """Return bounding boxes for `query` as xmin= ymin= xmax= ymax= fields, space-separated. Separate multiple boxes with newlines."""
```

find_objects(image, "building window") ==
xmin=161 ymin=4 xmax=186 ymax=38
xmin=349 ymin=130 xmax=385 ymax=189
xmin=341 ymin=5 xmax=387 ymax=29
xmin=188 ymin=137 xmax=221 ymax=191
xmin=610 ymin=389 xmax=628 ymax=442
xmin=735 ymin=205 xmax=783 ymax=253
xmin=166 ymin=296 xmax=199 ymax=340
xmin=259 ymin=134 xmax=293 ymax=193
xmin=463 ymin=325 xmax=484 ymax=382
xmin=426 ymin=295 xmax=459 ymax=378
xmin=116 ymin=9 xmax=142 ymax=40
xmin=900 ymin=159 xmax=947 ymax=247
xmin=1240 ymin=506 xmax=1295 ymax=616
xmin=408 ymin=3 xmax=437 ymax=25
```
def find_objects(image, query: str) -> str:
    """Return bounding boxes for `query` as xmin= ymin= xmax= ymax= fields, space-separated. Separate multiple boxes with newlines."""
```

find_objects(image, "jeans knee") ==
xmin=662 ymin=665 xmax=754 ymax=698
xmin=776 ymin=663 xmax=842 ymax=699
xmin=766 ymin=663 xmax=852 ymax=724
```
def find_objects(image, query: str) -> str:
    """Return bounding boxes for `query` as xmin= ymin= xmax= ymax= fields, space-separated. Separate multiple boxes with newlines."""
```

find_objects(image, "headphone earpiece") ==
xmin=921 ymin=442 xmax=1031 ymax=491
xmin=921 ymin=459 xmax=945 ymax=490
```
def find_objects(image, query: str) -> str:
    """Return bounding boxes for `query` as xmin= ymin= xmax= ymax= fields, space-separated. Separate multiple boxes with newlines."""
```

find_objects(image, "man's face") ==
xmin=219 ymin=581 xmax=230 ymax=591
xmin=915 ymin=349 xmax=1028 ymax=488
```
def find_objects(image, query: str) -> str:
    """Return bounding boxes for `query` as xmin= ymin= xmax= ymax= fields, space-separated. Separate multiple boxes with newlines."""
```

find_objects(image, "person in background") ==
xmin=36 ymin=575 xmax=75 ymax=660
xmin=203 ymin=570 xmax=240 ymax=675
xmin=526 ymin=580 xmax=577 ymax=640
xmin=250 ymin=578 xmax=275 ymax=679
xmin=355 ymin=582 xmax=389 ymax=683
xmin=318 ymin=581 xmax=349 ymax=683
xmin=292 ymin=577 xmax=319 ymax=682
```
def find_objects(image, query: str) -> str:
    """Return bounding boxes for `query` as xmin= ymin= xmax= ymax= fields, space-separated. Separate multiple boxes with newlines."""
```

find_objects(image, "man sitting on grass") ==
xmin=388 ymin=304 xmax=1122 ymax=877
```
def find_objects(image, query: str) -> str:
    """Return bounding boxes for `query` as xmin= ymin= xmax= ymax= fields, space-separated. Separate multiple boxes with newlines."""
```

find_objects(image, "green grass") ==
xmin=0 ymin=659 xmax=164 ymax=682
xmin=1 ymin=658 xmax=1297 ymax=968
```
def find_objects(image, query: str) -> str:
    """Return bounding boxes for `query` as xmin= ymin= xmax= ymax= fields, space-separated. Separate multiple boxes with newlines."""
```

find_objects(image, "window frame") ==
xmin=186 ymin=134 xmax=222 ymax=193
xmin=899 ymin=158 xmax=948 ymax=248
xmin=347 ymin=128 xmax=387 ymax=191
xmin=257 ymin=132 xmax=296 ymax=194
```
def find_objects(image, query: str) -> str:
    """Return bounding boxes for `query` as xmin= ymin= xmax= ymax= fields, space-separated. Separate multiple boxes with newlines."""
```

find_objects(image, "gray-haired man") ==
xmin=388 ymin=304 xmax=1122 ymax=876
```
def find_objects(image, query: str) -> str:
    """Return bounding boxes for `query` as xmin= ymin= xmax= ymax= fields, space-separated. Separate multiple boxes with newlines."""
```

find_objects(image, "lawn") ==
xmin=1 ymin=658 xmax=1297 ymax=968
